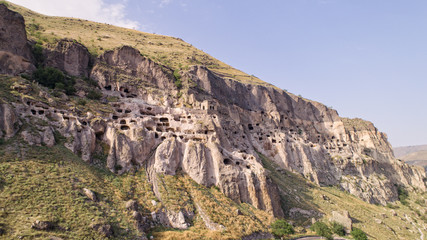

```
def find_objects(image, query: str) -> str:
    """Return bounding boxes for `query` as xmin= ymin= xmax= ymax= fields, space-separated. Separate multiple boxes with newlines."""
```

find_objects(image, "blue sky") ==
xmin=8 ymin=0 xmax=427 ymax=147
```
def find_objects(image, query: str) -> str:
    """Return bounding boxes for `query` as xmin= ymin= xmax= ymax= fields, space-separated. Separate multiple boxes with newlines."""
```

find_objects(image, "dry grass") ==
xmin=5 ymin=1 xmax=269 ymax=87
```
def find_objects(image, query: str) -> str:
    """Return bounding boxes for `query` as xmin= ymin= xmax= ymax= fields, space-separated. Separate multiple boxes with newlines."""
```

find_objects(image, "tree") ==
xmin=271 ymin=219 xmax=294 ymax=238
xmin=331 ymin=222 xmax=346 ymax=236
xmin=310 ymin=221 xmax=333 ymax=240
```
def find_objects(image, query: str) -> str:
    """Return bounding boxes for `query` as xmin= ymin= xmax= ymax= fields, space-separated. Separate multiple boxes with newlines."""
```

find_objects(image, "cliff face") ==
xmin=0 ymin=3 xmax=425 ymax=223
xmin=0 ymin=4 xmax=34 ymax=75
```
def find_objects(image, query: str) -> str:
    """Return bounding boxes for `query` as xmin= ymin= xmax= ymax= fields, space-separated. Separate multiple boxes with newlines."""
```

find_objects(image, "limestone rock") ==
xmin=330 ymin=210 xmax=352 ymax=233
xmin=0 ymin=4 xmax=32 ymax=60
xmin=83 ymin=188 xmax=97 ymax=202
xmin=45 ymin=39 xmax=91 ymax=77
xmin=0 ymin=104 xmax=20 ymax=139
xmin=21 ymin=126 xmax=55 ymax=147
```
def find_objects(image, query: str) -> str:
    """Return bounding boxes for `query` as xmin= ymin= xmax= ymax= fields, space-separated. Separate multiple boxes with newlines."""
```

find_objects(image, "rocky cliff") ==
xmin=0 ymin=3 xmax=426 ymax=235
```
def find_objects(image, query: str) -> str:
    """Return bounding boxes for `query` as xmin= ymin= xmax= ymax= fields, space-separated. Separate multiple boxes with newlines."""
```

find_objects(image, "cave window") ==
xmin=223 ymin=158 xmax=232 ymax=165
xmin=159 ymin=117 xmax=169 ymax=123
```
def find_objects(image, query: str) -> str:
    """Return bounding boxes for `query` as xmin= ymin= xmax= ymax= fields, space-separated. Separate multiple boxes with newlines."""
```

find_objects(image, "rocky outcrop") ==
xmin=91 ymin=46 xmax=176 ymax=103
xmin=0 ymin=103 xmax=20 ymax=139
xmin=179 ymin=65 xmax=426 ymax=205
xmin=44 ymin=39 xmax=91 ymax=77
xmin=0 ymin=4 xmax=34 ymax=74
xmin=330 ymin=210 xmax=352 ymax=233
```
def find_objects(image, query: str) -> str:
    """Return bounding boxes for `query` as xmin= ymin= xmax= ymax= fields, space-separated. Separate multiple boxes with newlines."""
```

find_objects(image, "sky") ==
xmin=7 ymin=0 xmax=427 ymax=147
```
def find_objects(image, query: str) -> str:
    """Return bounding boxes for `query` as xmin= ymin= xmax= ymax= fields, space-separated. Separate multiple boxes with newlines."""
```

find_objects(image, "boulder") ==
xmin=125 ymin=200 xmax=138 ymax=211
xmin=91 ymin=223 xmax=113 ymax=238
xmin=83 ymin=188 xmax=97 ymax=201
xmin=330 ymin=210 xmax=352 ymax=233
xmin=31 ymin=220 xmax=54 ymax=230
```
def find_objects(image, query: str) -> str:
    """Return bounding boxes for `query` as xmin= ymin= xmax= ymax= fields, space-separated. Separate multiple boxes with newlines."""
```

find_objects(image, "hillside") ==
xmin=0 ymin=1 xmax=426 ymax=240
xmin=394 ymin=145 xmax=427 ymax=158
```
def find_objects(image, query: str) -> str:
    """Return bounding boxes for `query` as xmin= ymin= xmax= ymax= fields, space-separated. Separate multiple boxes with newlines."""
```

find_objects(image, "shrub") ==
xmin=331 ymin=222 xmax=346 ymax=236
xmin=271 ymin=219 xmax=294 ymax=237
xmin=310 ymin=221 xmax=332 ymax=240
xmin=33 ymin=67 xmax=75 ymax=95
xmin=32 ymin=43 xmax=44 ymax=67
xmin=397 ymin=186 xmax=409 ymax=205
xmin=77 ymin=99 xmax=87 ymax=106
xmin=351 ymin=228 xmax=368 ymax=240
xmin=173 ymin=69 xmax=182 ymax=89
xmin=87 ymin=89 xmax=102 ymax=100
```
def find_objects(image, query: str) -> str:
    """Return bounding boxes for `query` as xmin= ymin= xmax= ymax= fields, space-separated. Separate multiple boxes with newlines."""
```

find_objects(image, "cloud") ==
xmin=158 ymin=0 xmax=172 ymax=7
xmin=7 ymin=0 xmax=140 ymax=29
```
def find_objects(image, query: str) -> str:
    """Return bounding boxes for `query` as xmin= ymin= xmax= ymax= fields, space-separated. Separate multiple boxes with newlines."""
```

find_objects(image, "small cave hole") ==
xmin=159 ymin=117 xmax=169 ymax=122
xmin=248 ymin=124 xmax=254 ymax=130
xmin=147 ymin=107 xmax=152 ymax=111
xmin=31 ymin=109 xmax=36 ymax=115
xmin=38 ymin=110 xmax=44 ymax=115
xmin=82 ymin=121 xmax=87 ymax=126
xmin=154 ymin=132 xmax=159 ymax=138
xmin=124 ymin=88 xmax=129 ymax=93
xmin=125 ymin=109 xmax=131 ymax=113
xmin=236 ymin=161 xmax=240 ymax=165
xmin=205 ymin=130 xmax=208 ymax=134
xmin=120 ymin=120 xmax=126 ymax=124
xmin=223 ymin=158 xmax=232 ymax=165
xmin=117 ymin=109 xmax=123 ymax=113
xmin=246 ymin=165 xmax=250 ymax=169
xmin=121 ymin=125 xmax=130 ymax=130
xmin=112 ymin=115 xmax=118 ymax=120
xmin=104 ymin=85 xmax=112 ymax=90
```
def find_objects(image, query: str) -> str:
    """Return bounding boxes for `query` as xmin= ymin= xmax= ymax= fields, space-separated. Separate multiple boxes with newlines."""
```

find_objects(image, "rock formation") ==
xmin=0 ymin=4 xmax=34 ymax=74
xmin=44 ymin=39 xmax=91 ymax=77
xmin=0 ymin=3 xmax=425 ymax=226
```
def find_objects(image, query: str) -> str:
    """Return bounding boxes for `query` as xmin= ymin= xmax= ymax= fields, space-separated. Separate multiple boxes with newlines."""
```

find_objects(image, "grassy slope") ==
xmin=4 ymin=1 xmax=269 ymax=87
xmin=259 ymin=153 xmax=427 ymax=240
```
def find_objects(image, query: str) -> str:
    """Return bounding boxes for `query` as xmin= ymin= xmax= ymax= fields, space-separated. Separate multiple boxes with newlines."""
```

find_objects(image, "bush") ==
xmin=33 ymin=67 xmax=75 ymax=95
xmin=351 ymin=228 xmax=367 ymax=240
xmin=271 ymin=219 xmax=294 ymax=237
xmin=173 ymin=69 xmax=182 ymax=89
xmin=397 ymin=186 xmax=409 ymax=205
xmin=310 ymin=221 xmax=332 ymax=240
xmin=331 ymin=222 xmax=346 ymax=236
xmin=32 ymin=43 xmax=44 ymax=67
xmin=87 ymin=89 xmax=102 ymax=100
